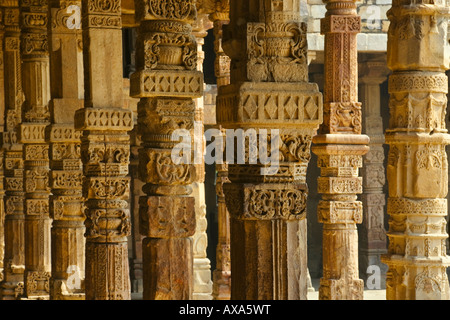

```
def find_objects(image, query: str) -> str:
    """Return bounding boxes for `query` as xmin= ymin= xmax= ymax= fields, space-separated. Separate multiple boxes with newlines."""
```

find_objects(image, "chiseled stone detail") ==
xmin=381 ymin=0 xmax=450 ymax=300
xmin=130 ymin=0 xmax=202 ymax=300
xmin=312 ymin=0 xmax=369 ymax=300
xmin=75 ymin=0 xmax=132 ymax=300
xmin=217 ymin=0 xmax=323 ymax=300
xmin=0 ymin=0 xmax=25 ymax=300
xmin=47 ymin=0 xmax=85 ymax=300
xmin=18 ymin=0 xmax=52 ymax=300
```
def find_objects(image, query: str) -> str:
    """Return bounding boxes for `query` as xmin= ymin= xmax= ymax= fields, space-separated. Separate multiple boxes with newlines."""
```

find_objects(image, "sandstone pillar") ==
xmin=75 ymin=0 xmax=133 ymax=300
xmin=0 ymin=1 xmax=25 ymax=300
xmin=0 ymin=8 xmax=5 ymax=283
xmin=358 ymin=58 xmax=389 ymax=286
xmin=209 ymin=0 xmax=231 ymax=301
xmin=311 ymin=0 xmax=369 ymax=300
xmin=217 ymin=0 xmax=323 ymax=300
xmin=130 ymin=0 xmax=203 ymax=300
xmin=192 ymin=11 xmax=213 ymax=301
xmin=18 ymin=0 xmax=52 ymax=300
xmin=47 ymin=0 xmax=85 ymax=300
xmin=381 ymin=0 xmax=450 ymax=300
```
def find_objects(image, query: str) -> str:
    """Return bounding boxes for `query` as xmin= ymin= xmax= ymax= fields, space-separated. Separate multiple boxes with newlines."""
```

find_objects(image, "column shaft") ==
xmin=210 ymin=0 xmax=231 ymax=300
xmin=75 ymin=0 xmax=132 ymax=300
xmin=311 ymin=0 xmax=369 ymax=300
xmin=0 ymin=2 xmax=25 ymax=300
xmin=381 ymin=0 xmax=450 ymax=300
xmin=358 ymin=59 xmax=389 ymax=286
xmin=192 ymin=10 xmax=213 ymax=301
xmin=130 ymin=0 xmax=203 ymax=300
xmin=218 ymin=0 xmax=323 ymax=300
xmin=47 ymin=0 xmax=85 ymax=300
xmin=18 ymin=0 xmax=52 ymax=300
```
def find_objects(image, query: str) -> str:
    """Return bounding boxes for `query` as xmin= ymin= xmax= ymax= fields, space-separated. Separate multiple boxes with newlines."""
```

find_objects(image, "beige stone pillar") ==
xmin=311 ymin=0 xmax=369 ymax=300
xmin=0 ymin=8 xmax=5 ymax=283
xmin=18 ymin=0 xmax=52 ymax=300
xmin=381 ymin=0 xmax=450 ymax=300
xmin=358 ymin=58 xmax=389 ymax=286
xmin=0 ymin=1 xmax=25 ymax=300
xmin=130 ymin=0 xmax=203 ymax=300
xmin=209 ymin=0 xmax=231 ymax=301
xmin=192 ymin=11 xmax=213 ymax=301
xmin=75 ymin=0 xmax=133 ymax=300
xmin=47 ymin=0 xmax=85 ymax=300
xmin=218 ymin=0 xmax=323 ymax=300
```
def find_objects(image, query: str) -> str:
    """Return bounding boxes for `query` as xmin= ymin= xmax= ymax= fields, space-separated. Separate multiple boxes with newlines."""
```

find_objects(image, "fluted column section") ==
xmin=381 ymin=0 xmax=450 ymax=300
xmin=47 ymin=0 xmax=85 ymax=300
xmin=75 ymin=0 xmax=132 ymax=300
xmin=209 ymin=0 xmax=231 ymax=301
xmin=130 ymin=0 xmax=203 ymax=300
xmin=18 ymin=0 xmax=52 ymax=300
xmin=311 ymin=0 xmax=369 ymax=300
xmin=0 ymin=1 xmax=25 ymax=300
xmin=218 ymin=0 xmax=323 ymax=300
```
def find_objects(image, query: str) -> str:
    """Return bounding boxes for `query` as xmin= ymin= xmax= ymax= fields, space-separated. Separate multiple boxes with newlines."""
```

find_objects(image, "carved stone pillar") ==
xmin=358 ymin=58 xmax=389 ymax=286
xmin=217 ymin=0 xmax=323 ymax=300
xmin=209 ymin=0 xmax=231 ymax=301
xmin=0 ymin=8 xmax=5 ymax=284
xmin=311 ymin=0 xmax=369 ymax=300
xmin=18 ymin=0 xmax=52 ymax=300
xmin=75 ymin=0 xmax=132 ymax=300
xmin=381 ymin=0 xmax=450 ymax=300
xmin=47 ymin=0 xmax=85 ymax=300
xmin=130 ymin=0 xmax=203 ymax=300
xmin=192 ymin=11 xmax=213 ymax=301
xmin=0 ymin=1 xmax=25 ymax=300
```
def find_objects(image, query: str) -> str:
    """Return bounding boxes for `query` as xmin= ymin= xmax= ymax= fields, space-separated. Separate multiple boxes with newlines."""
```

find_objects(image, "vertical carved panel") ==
xmin=217 ymin=0 xmax=323 ymax=300
xmin=311 ymin=0 xmax=369 ymax=300
xmin=130 ymin=0 xmax=202 ymax=300
xmin=382 ymin=0 xmax=450 ymax=300
xmin=75 ymin=0 xmax=132 ymax=300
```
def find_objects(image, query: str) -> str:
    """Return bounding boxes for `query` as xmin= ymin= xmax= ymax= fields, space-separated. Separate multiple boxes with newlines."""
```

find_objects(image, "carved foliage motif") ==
xmin=137 ymin=98 xmax=195 ymax=136
xmin=324 ymin=102 xmax=362 ymax=134
xmin=85 ymin=209 xmax=130 ymax=239
xmin=139 ymin=149 xmax=196 ymax=186
xmin=224 ymin=184 xmax=308 ymax=221
xmin=246 ymin=21 xmax=308 ymax=82
xmin=147 ymin=0 xmax=193 ymax=20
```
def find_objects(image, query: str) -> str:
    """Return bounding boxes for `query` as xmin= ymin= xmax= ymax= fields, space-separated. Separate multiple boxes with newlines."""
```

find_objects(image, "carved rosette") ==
xmin=75 ymin=0 xmax=132 ymax=300
xmin=131 ymin=0 xmax=203 ymax=300
xmin=216 ymin=0 xmax=323 ymax=300
xmin=311 ymin=0 xmax=369 ymax=300
xmin=381 ymin=0 xmax=450 ymax=300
